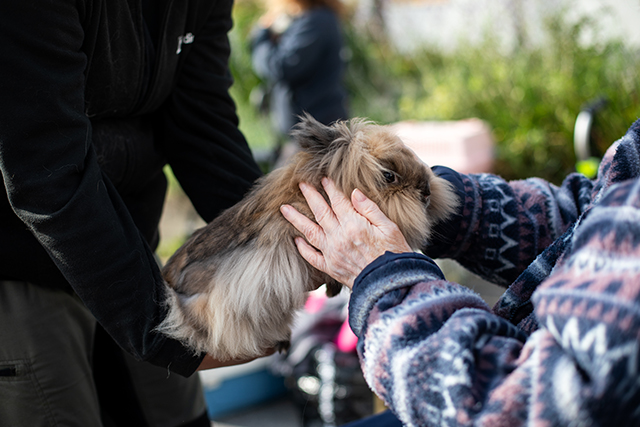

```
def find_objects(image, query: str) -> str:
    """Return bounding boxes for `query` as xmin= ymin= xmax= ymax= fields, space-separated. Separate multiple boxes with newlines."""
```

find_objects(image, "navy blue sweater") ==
xmin=350 ymin=120 xmax=640 ymax=426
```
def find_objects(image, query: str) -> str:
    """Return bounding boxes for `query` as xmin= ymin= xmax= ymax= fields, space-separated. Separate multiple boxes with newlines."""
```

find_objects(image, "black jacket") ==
xmin=251 ymin=7 xmax=349 ymax=135
xmin=0 ymin=0 xmax=262 ymax=376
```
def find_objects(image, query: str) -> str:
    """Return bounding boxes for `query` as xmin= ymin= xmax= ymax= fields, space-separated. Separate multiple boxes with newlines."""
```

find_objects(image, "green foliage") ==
xmin=229 ymin=1 xmax=277 ymax=152
xmin=340 ymin=24 xmax=407 ymax=124
xmin=388 ymin=12 xmax=640 ymax=183
xmin=576 ymin=157 xmax=601 ymax=179
xmin=229 ymin=0 xmax=264 ymax=100
xmin=229 ymin=2 xmax=640 ymax=183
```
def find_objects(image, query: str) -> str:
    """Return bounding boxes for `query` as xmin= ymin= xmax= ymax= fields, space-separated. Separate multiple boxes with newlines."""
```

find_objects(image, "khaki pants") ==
xmin=0 ymin=280 xmax=206 ymax=427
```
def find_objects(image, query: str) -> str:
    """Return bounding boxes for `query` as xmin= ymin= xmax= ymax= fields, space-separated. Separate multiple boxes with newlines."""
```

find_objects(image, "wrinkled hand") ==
xmin=280 ymin=178 xmax=412 ymax=289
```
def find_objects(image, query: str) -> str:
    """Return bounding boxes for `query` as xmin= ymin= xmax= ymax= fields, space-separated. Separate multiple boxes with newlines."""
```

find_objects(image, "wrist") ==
xmin=349 ymin=252 xmax=443 ymax=336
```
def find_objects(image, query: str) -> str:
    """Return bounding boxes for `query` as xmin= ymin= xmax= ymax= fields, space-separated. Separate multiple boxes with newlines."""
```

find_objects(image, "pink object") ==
xmin=390 ymin=119 xmax=495 ymax=174
xmin=304 ymin=290 xmax=327 ymax=314
xmin=335 ymin=319 xmax=358 ymax=353
xmin=304 ymin=289 xmax=357 ymax=352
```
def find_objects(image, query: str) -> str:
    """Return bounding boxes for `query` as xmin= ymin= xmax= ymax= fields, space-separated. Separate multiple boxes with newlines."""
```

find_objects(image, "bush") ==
xmin=229 ymin=0 xmax=277 ymax=152
xmin=388 ymin=12 xmax=640 ymax=183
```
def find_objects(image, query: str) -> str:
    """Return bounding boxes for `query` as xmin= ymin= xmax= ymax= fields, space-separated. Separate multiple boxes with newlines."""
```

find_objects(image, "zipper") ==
xmin=176 ymin=32 xmax=194 ymax=54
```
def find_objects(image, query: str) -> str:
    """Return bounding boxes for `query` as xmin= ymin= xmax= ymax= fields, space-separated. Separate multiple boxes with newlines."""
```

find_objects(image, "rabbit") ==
xmin=156 ymin=114 xmax=459 ymax=361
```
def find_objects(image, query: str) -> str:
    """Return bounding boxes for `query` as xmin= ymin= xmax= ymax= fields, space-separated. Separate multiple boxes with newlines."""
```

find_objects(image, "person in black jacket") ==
xmin=250 ymin=0 xmax=349 ymax=164
xmin=0 ymin=1 xmax=267 ymax=426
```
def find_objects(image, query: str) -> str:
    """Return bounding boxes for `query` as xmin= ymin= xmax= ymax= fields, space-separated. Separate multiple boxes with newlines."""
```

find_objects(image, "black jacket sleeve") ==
xmin=0 ymin=1 xmax=256 ymax=376
xmin=160 ymin=0 xmax=263 ymax=222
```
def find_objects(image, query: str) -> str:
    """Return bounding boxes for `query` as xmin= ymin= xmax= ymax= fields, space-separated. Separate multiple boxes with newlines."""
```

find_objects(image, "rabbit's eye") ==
xmin=383 ymin=170 xmax=397 ymax=183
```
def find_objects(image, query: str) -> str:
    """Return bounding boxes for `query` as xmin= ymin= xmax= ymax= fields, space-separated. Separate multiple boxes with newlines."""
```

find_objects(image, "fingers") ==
xmin=322 ymin=178 xmax=389 ymax=230
xmin=348 ymin=186 xmax=413 ymax=255
xmin=323 ymin=178 xmax=398 ymax=239
xmin=280 ymin=201 xmax=326 ymax=247
xmin=300 ymin=182 xmax=346 ymax=232
xmin=281 ymin=178 xmax=412 ymax=288
xmin=321 ymin=177 xmax=356 ymax=220
xmin=293 ymin=236 xmax=327 ymax=273
xmin=351 ymin=188 xmax=396 ymax=230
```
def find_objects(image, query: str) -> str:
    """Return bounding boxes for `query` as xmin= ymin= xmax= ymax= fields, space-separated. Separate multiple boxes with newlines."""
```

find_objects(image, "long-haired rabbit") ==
xmin=156 ymin=114 xmax=459 ymax=361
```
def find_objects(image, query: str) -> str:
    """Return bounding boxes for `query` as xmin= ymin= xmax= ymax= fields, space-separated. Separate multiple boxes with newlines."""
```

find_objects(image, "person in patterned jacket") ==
xmin=281 ymin=119 xmax=640 ymax=426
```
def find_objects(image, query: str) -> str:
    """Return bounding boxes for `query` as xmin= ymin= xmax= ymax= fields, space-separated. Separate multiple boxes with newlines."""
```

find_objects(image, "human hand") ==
xmin=257 ymin=11 xmax=277 ymax=28
xmin=197 ymin=347 xmax=276 ymax=371
xmin=280 ymin=178 xmax=413 ymax=289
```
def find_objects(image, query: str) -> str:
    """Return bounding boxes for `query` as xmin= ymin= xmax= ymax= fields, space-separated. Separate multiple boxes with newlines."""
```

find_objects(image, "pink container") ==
xmin=390 ymin=119 xmax=495 ymax=174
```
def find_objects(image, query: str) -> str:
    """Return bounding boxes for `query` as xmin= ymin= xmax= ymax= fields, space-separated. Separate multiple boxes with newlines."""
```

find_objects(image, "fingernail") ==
xmin=299 ymin=182 xmax=308 ymax=192
xmin=352 ymin=188 xmax=366 ymax=202
xmin=321 ymin=177 xmax=329 ymax=187
xmin=280 ymin=205 xmax=290 ymax=215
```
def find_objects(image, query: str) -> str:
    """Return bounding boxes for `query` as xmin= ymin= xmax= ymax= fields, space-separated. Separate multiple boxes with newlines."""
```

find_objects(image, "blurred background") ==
xmin=229 ymin=0 xmax=640 ymax=183
xmin=159 ymin=0 xmax=640 ymax=425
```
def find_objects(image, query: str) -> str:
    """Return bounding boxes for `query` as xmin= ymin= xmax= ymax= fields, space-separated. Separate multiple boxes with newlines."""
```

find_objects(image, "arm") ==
xmin=427 ymin=167 xmax=594 ymax=287
xmin=284 ymin=175 xmax=640 ymax=426
xmin=352 ymin=178 xmax=640 ymax=426
xmin=0 ymin=1 xmax=262 ymax=376
xmin=160 ymin=0 xmax=263 ymax=222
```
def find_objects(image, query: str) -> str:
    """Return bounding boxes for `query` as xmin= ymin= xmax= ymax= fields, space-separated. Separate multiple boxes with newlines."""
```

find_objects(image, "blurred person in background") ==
xmin=250 ymin=0 xmax=350 ymax=165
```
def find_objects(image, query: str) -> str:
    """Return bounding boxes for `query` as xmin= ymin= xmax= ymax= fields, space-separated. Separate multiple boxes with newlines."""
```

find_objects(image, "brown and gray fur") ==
xmin=156 ymin=114 xmax=459 ymax=361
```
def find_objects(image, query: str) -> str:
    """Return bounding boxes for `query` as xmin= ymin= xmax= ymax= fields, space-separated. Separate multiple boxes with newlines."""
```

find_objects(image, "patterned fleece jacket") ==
xmin=348 ymin=119 xmax=640 ymax=427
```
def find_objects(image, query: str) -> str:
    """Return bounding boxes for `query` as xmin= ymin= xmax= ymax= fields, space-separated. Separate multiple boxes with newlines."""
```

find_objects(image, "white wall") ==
xmin=360 ymin=0 xmax=640 ymax=53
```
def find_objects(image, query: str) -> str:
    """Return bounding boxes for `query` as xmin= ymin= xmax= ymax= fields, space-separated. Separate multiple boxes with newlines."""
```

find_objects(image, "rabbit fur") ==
xmin=156 ymin=114 xmax=459 ymax=361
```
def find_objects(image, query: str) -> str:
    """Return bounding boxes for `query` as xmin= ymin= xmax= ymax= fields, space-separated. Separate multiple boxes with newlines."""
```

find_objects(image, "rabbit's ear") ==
xmin=290 ymin=113 xmax=340 ymax=152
